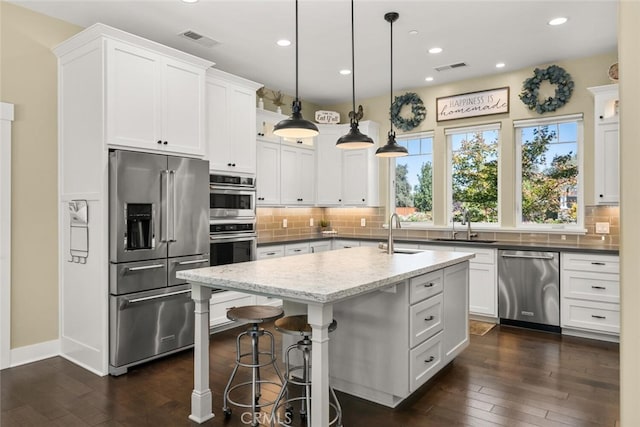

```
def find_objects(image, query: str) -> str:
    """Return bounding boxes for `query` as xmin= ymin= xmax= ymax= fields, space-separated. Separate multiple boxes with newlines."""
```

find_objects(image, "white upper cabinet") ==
xmin=105 ymin=39 xmax=208 ymax=156
xmin=206 ymin=69 xmax=262 ymax=174
xmin=589 ymin=84 xmax=619 ymax=205
xmin=280 ymin=144 xmax=315 ymax=205
xmin=256 ymin=140 xmax=281 ymax=205
xmin=316 ymin=121 xmax=380 ymax=207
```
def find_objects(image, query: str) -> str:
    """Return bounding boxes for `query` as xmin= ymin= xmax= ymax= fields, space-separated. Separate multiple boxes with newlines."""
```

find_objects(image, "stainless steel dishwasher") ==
xmin=498 ymin=250 xmax=560 ymax=332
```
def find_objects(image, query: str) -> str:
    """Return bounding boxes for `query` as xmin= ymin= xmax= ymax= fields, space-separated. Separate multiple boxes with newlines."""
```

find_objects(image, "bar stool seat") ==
xmin=271 ymin=315 xmax=342 ymax=427
xmin=223 ymin=305 xmax=285 ymax=427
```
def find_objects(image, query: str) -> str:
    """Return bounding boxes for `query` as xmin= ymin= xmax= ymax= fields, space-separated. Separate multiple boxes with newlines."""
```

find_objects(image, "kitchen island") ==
xmin=177 ymin=246 xmax=474 ymax=426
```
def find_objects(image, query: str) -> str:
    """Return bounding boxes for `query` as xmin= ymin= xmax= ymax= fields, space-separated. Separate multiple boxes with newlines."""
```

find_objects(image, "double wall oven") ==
xmin=209 ymin=173 xmax=257 ymax=267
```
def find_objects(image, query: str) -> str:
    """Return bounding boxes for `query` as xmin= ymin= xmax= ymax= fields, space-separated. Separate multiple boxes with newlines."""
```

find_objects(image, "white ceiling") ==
xmin=11 ymin=0 xmax=618 ymax=105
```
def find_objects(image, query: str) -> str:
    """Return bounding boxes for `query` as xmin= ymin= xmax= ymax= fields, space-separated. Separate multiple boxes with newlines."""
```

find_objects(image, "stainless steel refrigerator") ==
xmin=108 ymin=150 xmax=209 ymax=375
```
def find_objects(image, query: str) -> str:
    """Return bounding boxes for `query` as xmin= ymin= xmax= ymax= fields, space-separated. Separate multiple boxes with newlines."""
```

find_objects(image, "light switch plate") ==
xmin=309 ymin=218 xmax=314 ymax=227
xmin=595 ymin=222 xmax=610 ymax=234
xmin=283 ymin=218 xmax=288 ymax=228
xmin=361 ymin=218 xmax=366 ymax=227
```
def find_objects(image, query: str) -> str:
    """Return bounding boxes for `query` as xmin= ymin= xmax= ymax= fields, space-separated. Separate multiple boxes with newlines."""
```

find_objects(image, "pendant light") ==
xmin=375 ymin=12 xmax=408 ymax=158
xmin=336 ymin=0 xmax=374 ymax=149
xmin=273 ymin=0 xmax=319 ymax=139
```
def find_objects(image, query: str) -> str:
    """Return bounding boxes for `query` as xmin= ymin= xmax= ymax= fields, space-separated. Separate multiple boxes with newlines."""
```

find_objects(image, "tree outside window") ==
xmin=518 ymin=122 xmax=579 ymax=225
xmin=394 ymin=135 xmax=433 ymax=223
xmin=450 ymin=129 xmax=499 ymax=224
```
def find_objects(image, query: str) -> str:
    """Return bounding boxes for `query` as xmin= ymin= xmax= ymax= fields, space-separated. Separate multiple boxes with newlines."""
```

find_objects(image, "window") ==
xmin=392 ymin=132 xmax=434 ymax=223
xmin=514 ymin=115 xmax=583 ymax=229
xmin=446 ymin=124 xmax=500 ymax=225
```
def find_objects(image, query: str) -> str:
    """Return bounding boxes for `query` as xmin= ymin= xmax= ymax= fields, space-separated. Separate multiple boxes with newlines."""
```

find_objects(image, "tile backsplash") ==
xmin=257 ymin=205 xmax=619 ymax=245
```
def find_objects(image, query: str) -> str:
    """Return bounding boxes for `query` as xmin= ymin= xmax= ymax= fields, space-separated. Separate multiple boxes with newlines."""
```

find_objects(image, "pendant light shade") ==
xmin=375 ymin=12 xmax=408 ymax=158
xmin=336 ymin=0 xmax=373 ymax=149
xmin=273 ymin=0 xmax=319 ymax=138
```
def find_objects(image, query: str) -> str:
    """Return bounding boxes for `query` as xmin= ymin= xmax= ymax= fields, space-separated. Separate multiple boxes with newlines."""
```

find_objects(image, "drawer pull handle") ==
xmin=591 ymin=262 xmax=606 ymax=266
xmin=591 ymin=285 xmax=606 ymax=290
xmin=266 ymin=252 xmax=277 ymax=256
xmin=424 ymin=356 xmax=435 ymax=363
xmin=424 ymin=316 xmax=434 ymax=321
xmin=591 ymin=314 xmax=607 ymax=319
xmin=424 ymin=283 xmax=435 ymax=288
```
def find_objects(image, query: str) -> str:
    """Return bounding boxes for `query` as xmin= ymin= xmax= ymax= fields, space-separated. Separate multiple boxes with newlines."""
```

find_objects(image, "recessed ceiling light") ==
xmin=428 ymin=47 xmax=443 ymax=54
xmin=181 ymin=0 xmax=199 ymax=3
xmin=409 ymin=30 xmax=419 ymax=35
xmin=339 ymin=69 xmax=351 ymax=75
xmin=277 ymin=39 xmax=291 ymax=47
xmin=496 ymin=62 xmax=506 ymax=68
xmin=425 ymin=76 xmax=434 ymax=82
xmin=548 ymin=17 xmax=568 ymax=26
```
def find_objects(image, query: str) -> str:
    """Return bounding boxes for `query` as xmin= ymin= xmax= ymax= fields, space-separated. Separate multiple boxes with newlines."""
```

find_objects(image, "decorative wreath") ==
xmin=519 ymin=65 xmax=575 ymax=114
xmin=391 ymin=92 xmax=426 ymax=131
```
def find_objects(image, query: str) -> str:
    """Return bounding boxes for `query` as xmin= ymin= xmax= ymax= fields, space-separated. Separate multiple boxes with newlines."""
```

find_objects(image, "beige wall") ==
xmin=0 ymin=2 xmax=81 ymax=348
xmin=324 ymin=52 xmax=618 ymax=225
xmin=619 ymin=1 xmax=639 ymax=425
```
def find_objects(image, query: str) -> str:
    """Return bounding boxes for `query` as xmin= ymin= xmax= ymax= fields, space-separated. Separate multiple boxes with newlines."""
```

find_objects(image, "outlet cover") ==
xmin=361 ymin=218 xmax=366 ymax=227
xmin=283 ymin=218 xmax=288 ymax=228
xmin=309 ymin=218 xmax=314 ymax=227
xmin=595 ymin=222 xmax=610 ymax=234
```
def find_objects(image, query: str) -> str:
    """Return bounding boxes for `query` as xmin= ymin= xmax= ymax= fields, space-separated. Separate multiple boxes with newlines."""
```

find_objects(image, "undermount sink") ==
xmin=432 ymin=238 xmax=497 ymax=244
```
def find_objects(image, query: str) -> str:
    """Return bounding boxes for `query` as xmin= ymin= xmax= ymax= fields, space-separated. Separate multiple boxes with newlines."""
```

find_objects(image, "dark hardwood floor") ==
xmin=1 ymin=324 xmax=619 ymax=426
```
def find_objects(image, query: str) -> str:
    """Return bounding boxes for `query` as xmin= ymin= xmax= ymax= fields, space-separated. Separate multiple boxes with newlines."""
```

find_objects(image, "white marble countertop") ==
xmin=177 ymin=246 xmax=474 ymax=304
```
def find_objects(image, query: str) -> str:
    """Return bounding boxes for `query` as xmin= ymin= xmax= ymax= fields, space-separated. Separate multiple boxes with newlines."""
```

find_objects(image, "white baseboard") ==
xmin=8 ymin=339 xmax=60 ymax=368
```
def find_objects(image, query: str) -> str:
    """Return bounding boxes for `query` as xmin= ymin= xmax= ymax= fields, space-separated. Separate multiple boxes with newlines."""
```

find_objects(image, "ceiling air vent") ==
xmin=434 ymin=62 xmax=467 ymax=72
xmin=178 ymin=30 xmax=219 ymax=48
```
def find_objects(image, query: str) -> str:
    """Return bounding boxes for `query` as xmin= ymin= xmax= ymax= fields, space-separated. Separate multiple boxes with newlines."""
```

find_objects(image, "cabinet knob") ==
xmin=338 ymin=199 xmax=342 ymax=202
xmin=232 ymin=163 xmax=236 ymax=167
xmin=599 ymin=115 xmax=604 ymax=120
xmin=227 ymin=163 xmax=232 ymax=166
xmin=163 ymin=141 xmax=168 ymax=145
xmin=297 ymin=140 xmax=303 ymax=144
xmin=157 ymin=140 xmax=162 ymax=144
xmin=599 ymin=194 xmax=604 ymax=198
xmin=362 ymin=198 xmax=365 ymax=202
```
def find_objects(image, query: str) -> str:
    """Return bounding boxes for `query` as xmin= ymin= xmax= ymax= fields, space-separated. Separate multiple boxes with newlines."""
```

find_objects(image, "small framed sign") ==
xmin=436 ymin=87 xmax=509 ymax=122
xmin=315 ymin=110 xmax=340 ymax=124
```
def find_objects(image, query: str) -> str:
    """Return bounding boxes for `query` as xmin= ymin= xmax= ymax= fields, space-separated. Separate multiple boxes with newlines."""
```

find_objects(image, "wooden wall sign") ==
xmin=436 ymin=87 xmax=509 ymax=122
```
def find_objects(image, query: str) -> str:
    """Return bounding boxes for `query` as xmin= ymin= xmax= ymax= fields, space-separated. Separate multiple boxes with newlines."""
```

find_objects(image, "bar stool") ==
xmin=271 ymin=315 xmax=342 ymax=427
xmin=222 ymin=305 xmax=285 ymax=427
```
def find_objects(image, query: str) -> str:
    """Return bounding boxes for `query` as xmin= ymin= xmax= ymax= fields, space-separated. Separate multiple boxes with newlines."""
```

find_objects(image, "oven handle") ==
xmin=209 ymin=184 xmax=256 ymax=192
xmin=209 ymin=234 xmax=257 ymax=242
xmin=177 ymin=258 xmax=210 ymax=266
xmin=120 ymin=289 xmax=191 ymax=308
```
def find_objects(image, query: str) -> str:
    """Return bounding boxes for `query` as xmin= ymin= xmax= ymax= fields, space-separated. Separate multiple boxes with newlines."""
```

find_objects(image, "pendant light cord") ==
xmin=350 ymin=0 xmax=356 ymax=119
xmin=389 ymin=13 xmax=394 ymax=135
xmin=295 ymin=0 xmax=299 ymax=102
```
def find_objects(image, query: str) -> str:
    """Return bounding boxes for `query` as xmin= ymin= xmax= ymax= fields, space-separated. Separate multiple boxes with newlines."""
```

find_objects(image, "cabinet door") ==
xmin=316 ymin=125 xmax=345 ymax=205
xmin=229 ymin=86 xmax=257 ymax=174
xmin=443 ymin=262 xmax=469 ymax=364
xmin=256 ymin=141 xmax=280 ymax=205
xmin=468 ymin=262 xmax=497 ymax=317
xmin=342 ymin=149 xmax=369 ymax=205
xmin=106 ymin=40 xmax=162 ymax=150
xmin=161 ymin=58 xmax=205 ymax=156
xmin=280 ymin=145 xmax=300 ymax=205
xmin=206 ymin=79 xmax=232 ymax=170
xmin=594 ymin=122 xmax=619 ymax=204
xmin=298 ymin=147 xmax=315 ymax=204
xmin=310 ymin=241 xmax=331 ymax=253
xmin=256 ymin=109 xmax=286 ymax=143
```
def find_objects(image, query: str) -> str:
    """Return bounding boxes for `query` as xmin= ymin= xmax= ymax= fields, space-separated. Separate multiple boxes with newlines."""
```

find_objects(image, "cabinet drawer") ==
xmin=410 ymin=294 xmax=443 ymax=348
xmin=257 ymin=246 xmax=284 ymax=260
xmin=454 ymin=246 xmax=496 ymax=265
xmin=562 ymin=299 xmax=620 ymax=334
xmin=562 ymin=253 xmax=619 ymax=274
xmin=409 ymin=331 xmax=443 ymax=392
xmin=255 ymin=295 xmax=282 ymax=307
xmin=209 ymin=292 xmax=255 ymax=327
xmin=410 ymin=270 xmax=443 ymax=304
xmin=285 ymin=242 xmax=310 ymax=256
xmin=562 ymin=271 xmax=619 ymax=303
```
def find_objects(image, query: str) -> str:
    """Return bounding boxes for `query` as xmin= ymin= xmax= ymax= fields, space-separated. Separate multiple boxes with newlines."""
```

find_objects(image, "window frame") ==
xmin=513 ymin=114 xmax=584 ymax=231
xmin=389 ymin=130 xmax=435 ymax=227
xmin=445 ymin=122 xmax=502 ymax=228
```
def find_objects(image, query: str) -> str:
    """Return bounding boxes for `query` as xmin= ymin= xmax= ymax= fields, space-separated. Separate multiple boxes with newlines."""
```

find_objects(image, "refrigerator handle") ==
xmin=161 ymin=170 xmax=170 ymax=243
xmin=169 ymin=170 xmax=176 ymax=242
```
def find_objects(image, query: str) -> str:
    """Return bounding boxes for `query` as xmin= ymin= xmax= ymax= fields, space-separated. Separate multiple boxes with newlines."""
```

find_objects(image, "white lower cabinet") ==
xmin=332 ymin=239 xmax=361 ymax=250
xmin=329 ymin=262 xmax=469 ymax=407
xmin=209 ymin=291 xmax=255 ymax=329
xmin=256 ymin=244 xmax=285 ymax=260
xmin=309 ymin=241 xmax=331 ymax=253
xmin=561 ymin=252 xmax=620 ymax=340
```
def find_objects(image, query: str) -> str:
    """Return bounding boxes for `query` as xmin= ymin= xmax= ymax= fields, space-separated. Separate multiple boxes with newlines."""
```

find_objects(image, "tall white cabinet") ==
xmin=54 ymin=24 xmax=213 ymax=375
xmin=205 ymin=69 xmax=261 ymax=174
xmin=315 ymin=121 xmax=380 ymax=207
xmin=589 ymin=84 xmax=619 ymax=205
